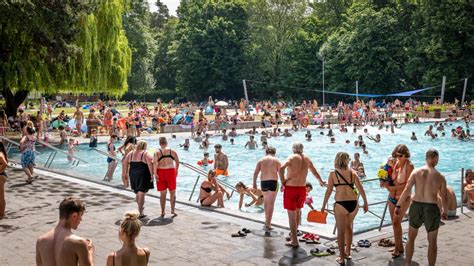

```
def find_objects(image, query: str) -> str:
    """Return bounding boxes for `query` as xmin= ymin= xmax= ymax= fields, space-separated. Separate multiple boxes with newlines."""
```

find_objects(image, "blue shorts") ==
xmin=107 ymin=157 xmax=115 ymax=163
xmin=21 ymin=150 xmax=36 ymax=168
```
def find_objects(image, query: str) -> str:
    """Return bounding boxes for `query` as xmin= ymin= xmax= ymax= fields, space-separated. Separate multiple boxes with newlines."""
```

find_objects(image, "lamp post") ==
xmin=318 ymin=53 xmax=325 ymax=107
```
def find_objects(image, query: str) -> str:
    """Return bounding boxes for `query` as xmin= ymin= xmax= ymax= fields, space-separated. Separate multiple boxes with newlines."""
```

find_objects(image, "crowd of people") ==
xmin=0 ymin=96 xmax=472 ymax=265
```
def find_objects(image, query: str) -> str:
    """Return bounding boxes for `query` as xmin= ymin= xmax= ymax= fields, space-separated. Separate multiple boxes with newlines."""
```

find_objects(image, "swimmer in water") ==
xmin=235 ymin=182 xmax=263 ymax=210
xmin=367 ymin=134 xmax=381 ymax=143
xmin=67 ymin=138 xmax=78 ymax=161
xmin=245 ymin=135 xmax=258 ymax=149
xmin=222 ymin=129 xmax=228 ymax=141
xmin=198 ymin=152 xmax=211 ymax=167
xmin=305 ymin=130 xmax=312 ymax=141
xmin=230 ymin=138 xmax=235 ymax=145
xmin=283 ymin=129 xmax=292 ymax=137
xmin=411 ymin=132 xmax=418 ymax=141
xmin=179 ymin=139 xmax=190 ymax=151
xmin=330 ymin=137 xmax=336 ymax=143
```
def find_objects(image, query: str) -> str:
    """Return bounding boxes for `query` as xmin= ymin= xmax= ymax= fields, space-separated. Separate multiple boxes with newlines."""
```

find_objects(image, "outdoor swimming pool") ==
xmin=8 ymin=121 xmax=473 ymax=232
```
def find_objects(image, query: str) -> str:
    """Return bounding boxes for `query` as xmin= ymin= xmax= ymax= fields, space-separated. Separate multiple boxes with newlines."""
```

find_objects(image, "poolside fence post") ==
xmin=461 ymin=78 xmax=468 ymax=107
xmin=461 ymin=168 xmax=464 ymax=214
xmin=440 ymin=76 xmax=446 ymax=104
xmin=242 ymin=79 xmax=249 ymax=103
xmin=378 ymin=199 xmax=389 ymax=231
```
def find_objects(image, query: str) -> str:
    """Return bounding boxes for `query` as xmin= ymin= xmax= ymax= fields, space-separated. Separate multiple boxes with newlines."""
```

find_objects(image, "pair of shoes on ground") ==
xmin=310 ymin=248 xmax=335 ymax=257
xmin=231 ymin=228 xmax=251 ymax=237
xmin=357 ymin=239 xmax=371 ymax=248
xmin=299 ymin=233 xmax=320 ymax=244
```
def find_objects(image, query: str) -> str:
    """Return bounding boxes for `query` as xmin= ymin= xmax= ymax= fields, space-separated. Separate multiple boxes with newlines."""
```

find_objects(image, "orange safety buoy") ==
xmin=301 ymin=117 xmax=309 ymax=128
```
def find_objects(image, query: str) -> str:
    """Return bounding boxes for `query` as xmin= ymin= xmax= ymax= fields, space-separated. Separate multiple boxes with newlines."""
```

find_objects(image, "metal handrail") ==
xmin=0 ymin=135 xmax=41 ymax=155
xmin=36 ymin=139 xmax=87 ymax=163
xmin=93 ymin=148 xmax=122 ymax=162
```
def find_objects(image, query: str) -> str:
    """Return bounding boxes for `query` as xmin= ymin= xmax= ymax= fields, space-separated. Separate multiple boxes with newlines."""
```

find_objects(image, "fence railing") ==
xmin=36 ymin=139 xmax=87 ymax=167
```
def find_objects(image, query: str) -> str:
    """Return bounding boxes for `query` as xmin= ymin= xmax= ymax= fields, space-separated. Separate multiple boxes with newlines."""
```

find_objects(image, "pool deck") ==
xmin=1 ymin=167 xmax=473 ymax=265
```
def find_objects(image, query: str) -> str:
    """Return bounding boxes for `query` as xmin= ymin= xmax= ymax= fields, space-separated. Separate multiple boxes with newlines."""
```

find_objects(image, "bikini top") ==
xmin=157 ymin=149 xmax=175 ymax=161
xmin=201 ymin=186 xmax=212 ymax=193
xmin=334 ymin=170 xmax=355 ymax=190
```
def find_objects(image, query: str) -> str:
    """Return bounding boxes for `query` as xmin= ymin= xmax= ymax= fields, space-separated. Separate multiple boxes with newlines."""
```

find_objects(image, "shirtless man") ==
xmin=36 ymin=197 xmax=94 ymax=266
xmin=153 ymin=137 xmax=179 ymax=217
xmin=214 ymin=144 xmax=229 ymax=176
xmin=279 ymin=142 xmax=326 ymax=247
xmin=245 ymin=135 xmax=257 ymax=149
xmin=73 ymin=106 xmax=84 ymax=134
xmin=253 ymin=147 xmax=281 ymax=230
xmin=396 ymin=149 xmax=447 ymax=266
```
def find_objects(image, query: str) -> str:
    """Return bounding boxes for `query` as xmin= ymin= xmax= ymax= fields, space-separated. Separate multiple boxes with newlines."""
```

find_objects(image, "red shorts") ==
xmin=284 ymin=186 xmax=306 ymax=211
xmin=156 ymin=168 xmax=177 ymax=191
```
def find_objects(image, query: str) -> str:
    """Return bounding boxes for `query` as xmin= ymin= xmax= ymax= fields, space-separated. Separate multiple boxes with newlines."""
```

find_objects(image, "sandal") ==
xmin=242 ymin=228 xmax=251 ymax=234
xmin=231 ymin=231 xmax=247 ymax=237
xmin=336 ymin=257 xmax=345 ymax=265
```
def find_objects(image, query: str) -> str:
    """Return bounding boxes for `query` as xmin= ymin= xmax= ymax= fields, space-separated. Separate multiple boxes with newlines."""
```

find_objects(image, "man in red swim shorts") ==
xmin=279 ymin=142 xmax=326 ymax=248
xmin=153 ymin=137 xmax=180 ymax=217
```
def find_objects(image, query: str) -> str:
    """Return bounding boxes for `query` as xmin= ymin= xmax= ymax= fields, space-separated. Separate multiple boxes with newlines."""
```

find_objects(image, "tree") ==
xmin=153 ymin=17 xmax=179 ymax=100
xmin=0 ymin=0 xmax=131 ymax=117
xmin=320 ymin=3 xmax=406 ymax=94
xmin=175 ymin=0 xmax=249 ymax=99
xmin=123 ymin=0 xmax=156 ymax=101
xmin=245 ymin=0 xmax=307 ymax=98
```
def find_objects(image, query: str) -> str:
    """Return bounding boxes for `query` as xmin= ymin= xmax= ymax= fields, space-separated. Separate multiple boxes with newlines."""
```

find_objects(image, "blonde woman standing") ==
xmin=321 ymin=152 xmax=368 ymax=265
xmin=122 ymin=141 xmax=154 ymax=218
xmin=106 ymin=211 xmax=150 ymax=266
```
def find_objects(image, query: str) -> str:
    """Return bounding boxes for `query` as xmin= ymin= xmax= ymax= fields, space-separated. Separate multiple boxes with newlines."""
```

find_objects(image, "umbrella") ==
xmin=215 ymin=101 xmax=229 ymax=107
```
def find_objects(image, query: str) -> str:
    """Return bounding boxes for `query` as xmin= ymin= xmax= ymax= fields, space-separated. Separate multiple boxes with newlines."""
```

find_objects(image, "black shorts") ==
xmin=261 ymin=180 xmax=278 ymax=192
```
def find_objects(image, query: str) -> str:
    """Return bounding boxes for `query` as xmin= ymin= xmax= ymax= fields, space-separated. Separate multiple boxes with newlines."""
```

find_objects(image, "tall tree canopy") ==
xmin=175 ymin=0 xmax=249 ymax=100
xmin=0 ymin=0 xmax=131 ymax=116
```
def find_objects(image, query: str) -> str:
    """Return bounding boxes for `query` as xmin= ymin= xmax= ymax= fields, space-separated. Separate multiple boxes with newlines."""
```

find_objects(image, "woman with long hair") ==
xmin=106 ymin=211 xmax=150 ymax=266
xmin=322 ymin=152 xmax=368 ymax=265
xmin=199 ymin=169 xmax=229 ymax=207
xmin=382 ymin=144 xmax=414 ymax=258
xmin=0 ymin=142 xmax=8 ymax=218
xmin=122 ymin=141 xmax=154 ymax=218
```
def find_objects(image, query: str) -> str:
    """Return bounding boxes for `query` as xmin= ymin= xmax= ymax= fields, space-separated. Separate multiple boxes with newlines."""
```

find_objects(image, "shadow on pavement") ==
xmin=278 ymin=247 xmax=313 ymax=265
xmin=145 ymin=216 xmax=174 ymax=226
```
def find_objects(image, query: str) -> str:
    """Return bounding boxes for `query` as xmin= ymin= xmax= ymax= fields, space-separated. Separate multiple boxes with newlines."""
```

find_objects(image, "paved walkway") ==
xmin=1 ymin=168 xmax=473 ymax=265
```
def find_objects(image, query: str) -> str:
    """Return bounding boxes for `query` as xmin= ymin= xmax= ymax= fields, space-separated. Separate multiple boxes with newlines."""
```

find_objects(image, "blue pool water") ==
xmin=8 ymin=122 xmax=473 ymax=232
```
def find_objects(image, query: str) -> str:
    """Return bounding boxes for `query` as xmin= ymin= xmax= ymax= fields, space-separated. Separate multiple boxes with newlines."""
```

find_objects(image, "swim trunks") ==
xmin=261 ymin=180 xmax=277 ymax=192
xmin=156 ymin=168 xmax=177 ymax=191
xmin=283 ymin=186 xmax=306 ymax=211
xmin=408 ymin=201 xmax=440 ymax=232
xmin=215 ymin=168 xmax=229 ymax=176
xmin=107 ymin=157 xmax=115 ymax=163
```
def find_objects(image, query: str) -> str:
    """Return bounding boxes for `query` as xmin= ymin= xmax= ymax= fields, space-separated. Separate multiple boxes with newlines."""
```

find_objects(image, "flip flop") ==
xmin=357 ymin=240 xmax=366 ymax=247
xmin=364 ymin=239 xmax=371 ymax=248
xmin=305 ymin=239 xmax=320 ymax=244
xmin=336 ymin=257 xmax=345 ymax=265
xmin=296 ymin=230 xmax=304 ymax=236
xmin=242 ymin=228 xmax=251 ymax=234
xmin=231 ymin=231 xmax=247 ymax=237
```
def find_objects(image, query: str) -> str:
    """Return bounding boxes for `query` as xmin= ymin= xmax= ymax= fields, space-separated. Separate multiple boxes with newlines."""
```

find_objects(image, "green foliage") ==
xmin=0 ymin=0 xmax=131 ymax=115
xmin=175 ymin=0 xmax=249 ymax=100
xmin=123 ymin=0 xmax=157 ymax=100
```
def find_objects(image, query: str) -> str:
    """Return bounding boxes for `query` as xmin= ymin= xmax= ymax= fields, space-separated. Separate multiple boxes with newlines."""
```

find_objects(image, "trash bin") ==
xmin=434 ymin=108 xmax=441 ymax=119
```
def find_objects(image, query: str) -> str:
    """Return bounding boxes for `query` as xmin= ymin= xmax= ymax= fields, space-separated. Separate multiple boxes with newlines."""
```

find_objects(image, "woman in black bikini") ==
xmin=321 ymin=152 xmax=368 ymax=265
xmin=106 ymin=211 xmax=150 ymax=266
xmin=122 ymin=141 xmax=154 ymax=218
xmin=199 ymin=169 xmax=229 ymax=207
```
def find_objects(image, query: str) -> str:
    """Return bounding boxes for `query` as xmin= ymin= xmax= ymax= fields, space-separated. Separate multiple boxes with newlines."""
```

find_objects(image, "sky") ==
xmin=147 ymin=0 xmax=179 ymax=16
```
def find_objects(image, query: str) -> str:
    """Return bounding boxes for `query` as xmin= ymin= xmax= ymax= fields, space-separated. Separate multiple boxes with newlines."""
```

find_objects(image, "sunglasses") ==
xmin=397 ymin=154 xmax=408 ymax=158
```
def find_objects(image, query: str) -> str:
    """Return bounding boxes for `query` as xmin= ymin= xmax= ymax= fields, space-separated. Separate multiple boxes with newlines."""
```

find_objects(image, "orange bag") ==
xmin=307 ymin=210 xmax=328 ymax=224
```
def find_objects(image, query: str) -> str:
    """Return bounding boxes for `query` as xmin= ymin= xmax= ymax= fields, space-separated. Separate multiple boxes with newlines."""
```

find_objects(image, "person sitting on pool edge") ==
xmin=463 ymin=169 xmax=474 ymax=209
xmin=214 ymin=144 xmax=229 ymax=176
xmin=199 ymin=169 xmax=230 ymax=207
xmin=235 ymin=182 xmax=263 ymax=210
